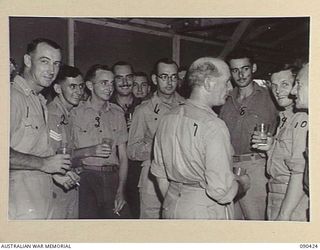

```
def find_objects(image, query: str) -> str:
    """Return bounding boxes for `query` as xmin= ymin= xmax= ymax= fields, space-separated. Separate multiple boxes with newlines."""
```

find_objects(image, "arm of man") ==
xmin=10 ymin=148 xmax=71 ymax=174
xmin=204 ymin=123 xmax=238 ymax=205
xmin=114 ymin=143 xmax=128 ymax=213
xmin=277 ymin=173 xmax=305 ymax=220
xmin=127 ymin=107 xmax=152 ymax=161
xmin=150 ymin=129 xmax=169 ymax=199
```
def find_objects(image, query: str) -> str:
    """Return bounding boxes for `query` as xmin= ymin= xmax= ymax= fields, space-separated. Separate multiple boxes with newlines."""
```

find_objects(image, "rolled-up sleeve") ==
xmin=150 ymin=128 xmax=166 ymax=179
xmin=204 ymin=124 xmax=238 ymax=204
xmin=285 ymin=113 xmax=308 ymax=174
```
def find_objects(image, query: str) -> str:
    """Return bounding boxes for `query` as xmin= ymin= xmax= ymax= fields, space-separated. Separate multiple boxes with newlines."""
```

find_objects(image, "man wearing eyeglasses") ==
xmin=47 ymin=65 xmax=84 ymax=219
xmin=128 ymin=58 xmax=185 ymax=219
xmin=70 ymin=64 xmax=130 ymax=219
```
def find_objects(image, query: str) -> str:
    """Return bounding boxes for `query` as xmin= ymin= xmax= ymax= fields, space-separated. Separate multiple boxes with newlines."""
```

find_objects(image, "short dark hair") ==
xmin=268 ymin=63 xmax=300 ymax=79
xmin=153 ymin=58 xmax=178 ymax=75
xmin=55 ymin=65 xmax=82 ymax=84
xmin=111 ymin=61 xmax=133 ymax=73
xmin=133 ymin=72 xmax=151 ymax=86
xmin=26 ymin=38 xmax=61 ymax=54
xmin=85 ymin=64 xmax=110 ymax=82
xmin=187 ymin=57 xmax=222 ymax=88
xmin=226 ymin=48 xmax=255 ymax=65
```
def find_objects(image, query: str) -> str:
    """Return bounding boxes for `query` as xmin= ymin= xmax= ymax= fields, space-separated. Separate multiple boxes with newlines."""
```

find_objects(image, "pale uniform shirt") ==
xmin=151 ymin=99 xmax=238 ymax=204
xmin=47 ymin=96 xmax=78 ymax=219
xmin=10 ymin=75 xmax=54 ymax=219
xmin=47 ymin=96 xmax=74 ymax=151
xmin=267 ymin=110 xmax=308 ymax=183
xmin=127 ymin=92 xmax=185 ymax=194
xmin=71 ymin=99 xmax=128 ymax=166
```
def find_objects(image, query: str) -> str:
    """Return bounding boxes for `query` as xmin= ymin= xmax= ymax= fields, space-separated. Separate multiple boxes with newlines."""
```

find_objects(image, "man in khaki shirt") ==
xmin=128 ymin=58 xmax=185 ymax=219
xmin=71 ymin=64 xmax=130 ymax=219
xmin=47 ymin=65 xmax=84 ymax=219
xmin=151 ymin=57 xmax=249 ymax=219
xmin=10 ymin=38 xmax=76 ymax=219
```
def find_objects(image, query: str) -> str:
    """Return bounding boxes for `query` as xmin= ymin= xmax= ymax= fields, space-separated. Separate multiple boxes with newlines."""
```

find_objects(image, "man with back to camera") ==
xmin=127 ymin=58 xmax=185 ymax=219
xmin=47 ymin=65 xmax=84 ymax=219
xmin=219 ymin=49 xmax=278 ymax=220
xmin=150 ymin=57 xmax=250 ymax=219
xmin=71 ymin=64 xmax=130 ymax=219
xmin=10 ymin=38 xmax=77 ymax=220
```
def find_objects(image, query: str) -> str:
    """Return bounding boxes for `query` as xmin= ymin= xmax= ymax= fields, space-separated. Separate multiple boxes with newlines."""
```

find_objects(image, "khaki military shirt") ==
xmin=47 ymin=96 xmax=74 ymax=152
xmin=151 ymin=99 xmax=238 ymax=204
xmin=127 ymin=92 xmax=184 ymax=194
xmin=267 ymin=110 xmax=308 ymax=184
xmin=11 ymin=75 xmax=53 ymax=157
xmin=71 ymin=99 xmax=128 ymax=166
xmin=220 ymin=82 xmax=278 ymax=155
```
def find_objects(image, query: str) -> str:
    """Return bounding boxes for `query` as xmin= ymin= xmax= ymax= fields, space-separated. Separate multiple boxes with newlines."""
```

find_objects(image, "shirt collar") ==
xmin=151 ymin=91 xmax=184 ymax=108
xmin=279 ymin=107 xmax=294 ymax=119
xmin=83 ymin=98 xmax=110 ymax=113
xmin=52 ymin=96 xmax=69 ymax=116
xmin=187 ymin=99 xmax=217 ymax=117
xmin=13 ymin=75 xmax=37 ymax=96
xmin=13 ymin=75 xmax=47 ymax=105
xmin=229 ymin=81 xmax=263 ymax=100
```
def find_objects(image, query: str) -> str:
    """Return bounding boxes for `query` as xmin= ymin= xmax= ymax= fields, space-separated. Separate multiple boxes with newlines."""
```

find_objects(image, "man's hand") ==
xmin=251 ymin=131 xmax=274 ymax=151
xmin=52 ymin=171 xmax=80 ymax=191
xmin=236 ymin=174 xmax=251 ymax=194
xmin=113 ymin=190 xmax=126 ymax=215
xmin=141 ymin=159 xmax=151 ymax=168
xmin=91 ymin=143 xmax=112 ymax=158
xmin=41 ymin=154 xmax=71 ymax=174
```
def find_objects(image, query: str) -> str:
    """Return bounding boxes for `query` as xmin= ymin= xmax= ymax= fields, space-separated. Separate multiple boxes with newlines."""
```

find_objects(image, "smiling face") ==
xmin=113 ymin=64 xmax=134 ymax=96
xmin=229 ymin=57 xmax=256 ymax=88
xmin=24 ymin=42 xmax=62 ymax=90
xmin=89 ymin=69 xmax=114 ymax=102
xmin=270 ymin=69 xmax=295 ymax=108
xmin=59 ymin=75 xmax=85 ymax=107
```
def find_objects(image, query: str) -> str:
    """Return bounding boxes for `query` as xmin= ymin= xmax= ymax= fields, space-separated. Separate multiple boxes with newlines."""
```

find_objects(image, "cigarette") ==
xmin=75 ymin=182 xmax=80 ymax=187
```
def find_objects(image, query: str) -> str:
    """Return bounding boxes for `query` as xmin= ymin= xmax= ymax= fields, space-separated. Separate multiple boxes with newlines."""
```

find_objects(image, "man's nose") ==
xmin=291 ymin=85 xmax=297 ymax=95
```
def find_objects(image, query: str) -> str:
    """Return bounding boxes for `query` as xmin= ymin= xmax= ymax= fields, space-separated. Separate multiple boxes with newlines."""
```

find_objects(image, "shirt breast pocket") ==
xmin=74 ymin=123 xmax=95 ymax=148
xmin=145 ymin=116 xmax=159 ymax=135
xmin=22 ymin=115 xmax=42 ymax=137
xmin=15 ymin=114 xmax=45 ymax=152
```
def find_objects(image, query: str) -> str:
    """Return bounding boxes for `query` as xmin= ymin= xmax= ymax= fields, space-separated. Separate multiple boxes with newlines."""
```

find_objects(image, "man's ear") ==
xmin=53 ymin=83 xmax=62 ymax=95
xmin=204 ymin=77 xmax=215 ymax=92
xmin=252 ymin=63 xmax=257 ymax=74
xmin=147 ymin=85 xmax=151 ymax=94
xmin=151 ymin=74 xmax=158 ymax=86
xmin=86 ymin=81 xmax=93 ymax=91
xmin=23 ymin=54 xmax=31 ymax=68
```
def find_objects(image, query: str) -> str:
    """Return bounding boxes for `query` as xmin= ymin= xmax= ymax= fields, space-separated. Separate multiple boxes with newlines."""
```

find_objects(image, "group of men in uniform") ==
xmin=9 ymin=37 xmax=309 ymax=220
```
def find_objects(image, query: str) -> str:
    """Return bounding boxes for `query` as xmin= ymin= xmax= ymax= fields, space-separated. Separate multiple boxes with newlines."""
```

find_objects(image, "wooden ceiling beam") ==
xmin=219 ymin=19 xmax=252 ymax=59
